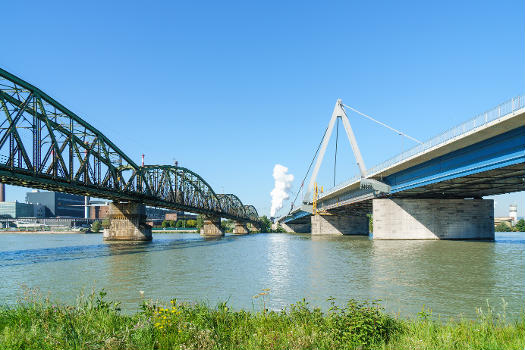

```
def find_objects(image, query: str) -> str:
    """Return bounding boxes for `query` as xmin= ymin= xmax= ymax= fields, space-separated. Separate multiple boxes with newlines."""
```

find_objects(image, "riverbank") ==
xmin=0 ymin=230 xmax=96 ymax=234
xmin=1 ymin=291 xmax=523 ymax=350
xmin=152 ymin=229 xmax=199 ymax=233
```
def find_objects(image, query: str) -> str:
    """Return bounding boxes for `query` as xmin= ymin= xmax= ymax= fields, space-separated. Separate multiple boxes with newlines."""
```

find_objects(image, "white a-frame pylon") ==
xmin=303 ymin=99 xmax=367 ymax=203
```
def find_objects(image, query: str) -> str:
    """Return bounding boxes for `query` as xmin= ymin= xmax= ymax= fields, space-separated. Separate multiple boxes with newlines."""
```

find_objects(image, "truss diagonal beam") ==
xmin=0 ymin=68 xmax=260 ymax=224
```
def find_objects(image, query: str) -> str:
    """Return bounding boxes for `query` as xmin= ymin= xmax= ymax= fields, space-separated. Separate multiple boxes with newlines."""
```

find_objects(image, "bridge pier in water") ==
xmin=281 ymin=221 xmax=311 ymax=233
xmin=201 ymin=216 xmax=224 ymax=237
xmin=103 ymin=202 xmax=152 ymax=241
xmin=372 ymin=198 xmax=494 ymax=240
xmin=311 ymin=213 xmax=369 ymax=235
xmin=249 ymin=223 xmax=261 ymax=233
xmin=233 ymin=222 xmax=249 ymax=235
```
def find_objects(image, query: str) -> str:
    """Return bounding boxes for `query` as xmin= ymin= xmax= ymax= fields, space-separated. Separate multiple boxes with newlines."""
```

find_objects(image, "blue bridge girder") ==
xmin=385 ymin=126 xmax=525 ymax=197
xmin=280 ymin=95 xmax=525 ymax=224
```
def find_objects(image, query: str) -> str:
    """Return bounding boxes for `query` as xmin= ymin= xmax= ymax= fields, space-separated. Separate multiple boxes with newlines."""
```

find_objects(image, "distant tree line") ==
xmin=160 ymin=219 xmax=197 ymax=229
xmin=258 ymin=216 xmax=286 ymax=233
xmin=89 ymin=219 xmax=111 ymax=233
xmin=495 ymin=218 xmax=525 ymax=232
xmin=155 ymin=215 xmax=288 ymax=233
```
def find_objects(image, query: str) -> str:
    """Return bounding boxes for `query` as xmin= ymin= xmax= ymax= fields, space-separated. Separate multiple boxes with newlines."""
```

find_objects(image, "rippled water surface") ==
xmin=0 ymin=232 xmax=523 ymax=318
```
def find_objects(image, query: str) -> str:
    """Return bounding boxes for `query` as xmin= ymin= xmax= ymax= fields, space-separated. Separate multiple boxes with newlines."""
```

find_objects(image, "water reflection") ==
xmin=0 ymin=232 xmax=523 ymax=319
xmin=369 ymin=239 xmax=499 ymax=316
xmin=105 ymin=242 xmax=152 ymax=306
xmin=266 ymin=234 xmax=291 ymax=293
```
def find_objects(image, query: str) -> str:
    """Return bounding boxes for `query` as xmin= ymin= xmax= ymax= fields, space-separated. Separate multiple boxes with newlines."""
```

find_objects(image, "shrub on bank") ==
xmin=90 ymin=220 xmax=101 ymax=233
xmin=0 ymin=290 xmax=523 ymax=350
xmin=145 ymin=297 xmax=399 ymax=350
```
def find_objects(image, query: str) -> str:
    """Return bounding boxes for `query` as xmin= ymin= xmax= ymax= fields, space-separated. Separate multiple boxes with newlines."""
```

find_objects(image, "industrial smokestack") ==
xmin=0 ymin=183 xmax=4 ymax=202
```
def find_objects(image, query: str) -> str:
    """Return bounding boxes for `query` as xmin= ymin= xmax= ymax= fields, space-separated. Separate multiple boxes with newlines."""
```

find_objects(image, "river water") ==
xmin=0 ymin=232 xmax=523 ymax=319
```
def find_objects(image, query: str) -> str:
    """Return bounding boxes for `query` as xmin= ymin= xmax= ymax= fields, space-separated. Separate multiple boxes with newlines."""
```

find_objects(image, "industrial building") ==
xmin=494 ymin=204 xmax=521 ymax=228
xmin=26 ymin=191 xmax=85 ymax=218
xmin=165 ymin=211 xmax=197 ymax=221
xmin=89 ymin=203 xmax=110 ymax=220
xmin=0 ymin=201 xmax=45 ymax=218
xmin=0 ymin=185 xmax=197 ymax=223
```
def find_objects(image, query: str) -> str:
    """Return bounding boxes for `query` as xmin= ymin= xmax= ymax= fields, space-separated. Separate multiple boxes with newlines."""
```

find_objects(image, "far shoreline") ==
xmin=0 ymin=231 xmax=99 ymax=235
xmin=0 ymin=229 xmax=200 ymax=235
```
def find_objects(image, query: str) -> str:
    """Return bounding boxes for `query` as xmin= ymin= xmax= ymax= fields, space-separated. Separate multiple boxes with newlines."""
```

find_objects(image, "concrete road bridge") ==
xmin=279 ymin=96 xmax=525 ymax=240
xmin=0 ymin=68 xmax=260 ymax=240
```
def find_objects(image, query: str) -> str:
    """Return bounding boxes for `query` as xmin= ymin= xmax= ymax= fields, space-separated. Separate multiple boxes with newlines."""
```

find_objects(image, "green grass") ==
xmin=0 ymin=290 xmax=523 ymax=350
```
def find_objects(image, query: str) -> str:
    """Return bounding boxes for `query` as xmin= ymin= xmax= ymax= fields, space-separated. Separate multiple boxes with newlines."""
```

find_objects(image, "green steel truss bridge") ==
xmin=0 ymin=68 xmax=259 ymax=224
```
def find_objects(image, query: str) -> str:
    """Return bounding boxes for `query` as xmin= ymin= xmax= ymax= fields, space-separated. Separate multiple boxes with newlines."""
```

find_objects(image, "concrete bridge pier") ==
xmin=281 ymin=222 xmax=311 ymax=233
xmin=372 ymin=198 xmax=494 ymax=240
xmin=201 ymin=216 xmax=224 ymax=237
xmin=311 ymin=213 xmax=369 ymax=235
xmin=233 ymin=222 xmax=249 ymax=235
xmin=247 ymin=223 xmax=259 ymax=233
xmin=103 ymin=202 xmax=152 ymax=241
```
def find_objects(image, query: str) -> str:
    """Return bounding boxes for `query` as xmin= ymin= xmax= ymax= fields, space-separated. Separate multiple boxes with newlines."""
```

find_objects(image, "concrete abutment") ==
xmin=372 ymin=198 xmax=494 ymax=240
xmin=103 ymin=202 xmax=152 ymax=241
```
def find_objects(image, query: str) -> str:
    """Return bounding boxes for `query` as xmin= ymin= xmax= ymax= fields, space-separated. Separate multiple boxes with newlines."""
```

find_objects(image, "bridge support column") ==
xmin=233 ymin=222 xmax=249 ymax=235
xmin=311 ymin=214 xmax=369 ymax=235
xmin=247 ymin=223 xmax=259 ymax=233
xmin=372 ymin=198 xmax=494 ymax=240
xmin=103 ymin=202 xmax=152 ymax=241
xmin=281 ymin=222 xmax=311 ymax=233
xmin=201 ymin=216 xmax=224 ymax=237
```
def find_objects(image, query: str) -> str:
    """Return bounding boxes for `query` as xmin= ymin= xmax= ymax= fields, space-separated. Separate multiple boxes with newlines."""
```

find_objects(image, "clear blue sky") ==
xmin=2 ymin=0 xmax=524 ymax=217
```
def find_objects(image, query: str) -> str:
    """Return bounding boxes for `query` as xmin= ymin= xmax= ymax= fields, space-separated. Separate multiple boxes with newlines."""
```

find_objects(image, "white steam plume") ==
xmin=270 ymin=164 xmax=294 ymax=217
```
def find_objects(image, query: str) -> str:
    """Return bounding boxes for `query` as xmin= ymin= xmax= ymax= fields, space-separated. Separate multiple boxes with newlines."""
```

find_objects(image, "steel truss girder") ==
xmin=0 ymin=68 xmax=259 ymax=224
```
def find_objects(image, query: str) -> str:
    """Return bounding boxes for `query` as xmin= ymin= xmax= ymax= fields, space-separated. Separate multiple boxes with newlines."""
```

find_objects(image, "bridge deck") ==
xmin=280 ymin=97 xmax=524 ymax=224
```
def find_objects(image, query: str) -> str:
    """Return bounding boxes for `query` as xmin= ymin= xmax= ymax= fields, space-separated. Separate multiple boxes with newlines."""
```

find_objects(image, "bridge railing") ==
xmin=322 ymin=95 xmax=525 ymax=198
